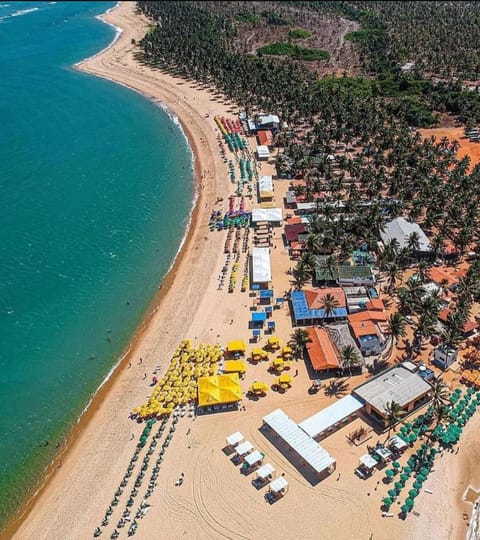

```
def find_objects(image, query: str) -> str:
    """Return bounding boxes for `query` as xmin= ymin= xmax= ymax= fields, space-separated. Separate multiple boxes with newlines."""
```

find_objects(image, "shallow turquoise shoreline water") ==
xmin=0 ymin=1 xmax=193 ymax=525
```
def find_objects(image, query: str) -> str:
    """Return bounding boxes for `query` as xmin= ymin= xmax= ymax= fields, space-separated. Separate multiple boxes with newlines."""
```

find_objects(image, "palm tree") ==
xmin=387 ymin=312 xmax=407 ymax=350
xmin=429 ymin=378 xmax=450 ymax=412
xmin=320 ymin=293 xmax=340 ymax=322
xmin=385 ymin=262 xmax=402 ymax=294
xmin=289 ymin=328 xmax=311 ymax=359
xmin=407 ymin=231 xmax=421 ymax=253
xmin=341 ymin=345 xmax=361 ymax=377
xmin=383 ymin=400 xmax=407 ymax=438
xmin=291 ymin=265 xmax=310 ymax=290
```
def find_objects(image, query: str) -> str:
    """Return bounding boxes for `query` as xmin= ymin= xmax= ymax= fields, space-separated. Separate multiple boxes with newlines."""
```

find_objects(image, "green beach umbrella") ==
xmin=413 ymin=480 xmax=422 ymax=490
xmin=401 ymin=504 xmax=409 ymax=513
xmin=409 ymin=489 xmax=419 ymax=498
xmin=394 ymin=481 xmax=404 ymax=491
xmin=400 ymin=473 xmax=409 ymax=482
xmin=383 ymin=497 xmax=393 ymax=507
xmin=420 ymin=467 xmax=428 ymax=476
xmin=388 ymin=489 xmax=398 ymax=498
xmin=392 ymin=461 xmax=401 ymax=469
xmin=405 ymin=497 xmax=414 ymax=507
xmin=404 ymin=466 xmax=413 ymax=474
xmin=385 ymin=469 xmax=395 ymax=478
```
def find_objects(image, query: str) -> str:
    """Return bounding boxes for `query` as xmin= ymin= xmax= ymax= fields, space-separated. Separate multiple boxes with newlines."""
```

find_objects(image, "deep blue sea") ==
xmin=0 ymin=1 xmax=193 ymax=526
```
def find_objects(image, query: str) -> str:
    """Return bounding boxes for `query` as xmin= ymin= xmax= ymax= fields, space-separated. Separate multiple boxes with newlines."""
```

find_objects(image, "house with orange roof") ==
xmin=365 ymin=298 xmax=384 ymax=311
xmin=427 ymin=266 xmax=458 ymax=289
xmin=256 ymin=129 xmax=273 ymax=147
xmin=348 ymin=311 xmax=388 ymax=356
xmin=438 ymin=308 xmax=477 ymax=336
xmin=306 ymin=327 xmax=342 ymax=372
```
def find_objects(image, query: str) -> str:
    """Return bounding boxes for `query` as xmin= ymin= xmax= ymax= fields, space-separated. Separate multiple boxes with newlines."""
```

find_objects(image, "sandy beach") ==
xmin=5 ymin=3 xmax=480 ymax=540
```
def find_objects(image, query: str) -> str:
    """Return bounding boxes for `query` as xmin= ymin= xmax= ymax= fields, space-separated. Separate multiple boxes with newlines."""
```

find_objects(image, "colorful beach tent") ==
xmin=252 ymin=312 xmax=267 ymax=322
xmin=226 ymin=340 xmax=246 ymax=353
xmin=256 ymin=463 xmax=275 ymax=480
xmin=269 ymin=477 xmax=288 ymax=494
xmin=197 ymin=373 xmax=243 ymax=407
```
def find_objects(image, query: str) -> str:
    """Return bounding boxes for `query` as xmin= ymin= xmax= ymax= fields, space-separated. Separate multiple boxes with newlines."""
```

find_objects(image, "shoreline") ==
xmin=2 ymin=2 xmax=230 ymax=538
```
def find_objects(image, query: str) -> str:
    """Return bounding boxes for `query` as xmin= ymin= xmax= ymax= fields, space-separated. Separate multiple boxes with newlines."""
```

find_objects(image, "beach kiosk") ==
xmin=225 ymin=432 xmax=244 ymax=450
xmin=223 ymin=360 xmax=247 ymax=377
xmin=226 ymin=340 xmax=246 ymax=355
xmin=356 ymin=454 xmax=378 ymax=479
xmin=256 ymin=463 xmax=275 ymax=482
xmin=242 ymin=450 xmax=264 ymax=472
xmin=235 ymin=440 xmax=254 ymax=459
xmin=267 ymin=477 xmax=289 ymax=502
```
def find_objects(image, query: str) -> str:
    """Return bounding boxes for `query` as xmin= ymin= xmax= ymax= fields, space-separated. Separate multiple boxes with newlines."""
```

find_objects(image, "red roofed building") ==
xmin=438 ymin=308 xmax=477 ymax=335
xmin=365 ymin=298 xmax=384 ymax=311
xmin=428 ymin=267 xmax=458 ymax=289
xmin=348 ymin=310 xmax=387 ymax=324
xmin=306 ymin=327 xmax=342 ymax=371
xmin=284 ymin=223 xmax=307 ymax=245
xmin=256 ymin=130 xmax=273 ymax=147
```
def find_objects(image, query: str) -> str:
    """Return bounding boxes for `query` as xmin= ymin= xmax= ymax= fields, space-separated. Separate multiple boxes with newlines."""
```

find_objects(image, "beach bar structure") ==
xmin=353 ymin=366 xmax=431 ymax=427
xmin=251 ymin=247 xmax=272 ymax=288
xmin=290 ymin=289 xmax=348 ymax=326
xmin=262 ymin=409 xmax=336 ymax=479
xmin=299 ymin=395 xmax=364 ymax=440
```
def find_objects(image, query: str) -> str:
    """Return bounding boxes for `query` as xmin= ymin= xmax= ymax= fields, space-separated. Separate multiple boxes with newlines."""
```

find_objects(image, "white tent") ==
xmin=269 ymin=476 xmax=288 ymax=493
xmin=245 ymin=450 xmax=263 ymax=467
xmin=235 ymin=441 xmax=253 ymax=456
xmin=258 ymin=175 xmax=273 ymax=197
xmin=257 ymin=145 xmax=270 ymax=160
xmin=226 ymin=432 xmax=244 ymax=447
xmin=251 ymin=208 xmax=282 ymax=224
xmin=256 ymin=463 xmax=275 ymax=480
xmin=389 ymin=435 xmax=408 ymax=451
xmin=359 ymin=454 xmax=378 ymax=470
xmin=252 ymin=247 xmax=272 ymax=284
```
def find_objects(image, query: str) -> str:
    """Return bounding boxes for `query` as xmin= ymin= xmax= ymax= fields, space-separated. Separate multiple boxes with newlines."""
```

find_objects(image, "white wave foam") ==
xmin=0 ymin=6 xmax=38 ymax=21
xmin=0 ymin=4 xmax=11 ymax=8
xmin=12 ymin=6 xmax=38 ymax=17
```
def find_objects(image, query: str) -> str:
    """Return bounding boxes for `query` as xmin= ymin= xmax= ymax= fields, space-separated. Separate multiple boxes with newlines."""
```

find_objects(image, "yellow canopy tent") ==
xmin=251 ymin=381 xmax=269 ymax=393
xmin=197 ymin=373 xmax=243 ymax=407
xmin=267 ymin=336 xmax=282 ymax=349
xmin=227 ymin=340 xmax=246 ymax=353
xmin=224 ymin=360 xmax=247 ymax=374
xmin=279 ymin=374 xmax=292 ymax=385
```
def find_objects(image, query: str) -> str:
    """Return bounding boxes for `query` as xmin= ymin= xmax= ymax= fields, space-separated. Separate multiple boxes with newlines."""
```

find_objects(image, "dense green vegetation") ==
xmin=288 ymin=28 xmax=312 ymax=40
xmin=235 ymin=10 xmax=260 ymax=25
xmin=258 ymin=42 xmax=329 ymax=61
xmin=304 ymin=1 xmax=480 ymax=81
xmin=138 ymin=0 xmax=480 ymax=344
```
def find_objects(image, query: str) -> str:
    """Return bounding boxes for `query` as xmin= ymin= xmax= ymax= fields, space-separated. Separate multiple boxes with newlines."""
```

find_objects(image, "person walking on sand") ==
xmin=138 ymin=357 xmax=143 ymax=365
xmin=143 ymin=373 xmax=147 ymax=380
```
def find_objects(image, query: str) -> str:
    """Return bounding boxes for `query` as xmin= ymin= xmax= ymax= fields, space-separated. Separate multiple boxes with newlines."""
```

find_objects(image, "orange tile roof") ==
xmin=291 ymin=180 xmax=307 ymax=188
xmin=257 ymin=130 xmax=273 ymax=146
xmin=427 ymin=267 xmax=458 ymax=287
xmin=349 ymin=321 xmax=380 ymax=340
xmin=290 ymin=241 xmax=306 ymax=251
xmin=306 ymin=327 xmax=341 ymax=371
xmin=287 ymin=217 xmax=303 ymax=225
xmin=365 ymin=298 xmax=384 ymax=311
xmin=348 ymin=310 xmax=387 ymax=324
xmin=438 ymin=308 xmax=477 ymax=334
xmin=304 ymin=288 xmax=347 ymax=310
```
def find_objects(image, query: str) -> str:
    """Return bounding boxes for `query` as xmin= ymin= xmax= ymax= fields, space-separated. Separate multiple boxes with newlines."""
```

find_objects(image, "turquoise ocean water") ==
xmin=0 ymin=1 xmax=193 ymax=526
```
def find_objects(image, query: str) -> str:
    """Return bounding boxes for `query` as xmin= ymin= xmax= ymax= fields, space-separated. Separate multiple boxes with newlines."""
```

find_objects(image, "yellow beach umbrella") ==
xmin=279 ymin=374 xmax=292 ymax=385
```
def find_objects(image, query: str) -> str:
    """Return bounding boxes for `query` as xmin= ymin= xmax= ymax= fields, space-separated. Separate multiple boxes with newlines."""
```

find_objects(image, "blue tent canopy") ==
xmin=276 ymin=297 xmax=284 ymax=304
xmin=259 ymin=290 xmax=274 ymax=298
xmin=265 ymin=306 xmax=273 ymax=313
xmin=252 ymin=329 xmax=261 ymax=336
xmin=252 ymin=284 xmax=261 ymax=290
xmin=268 ymin=321 xmax=276 ymax=328
xmin=251 ymin=312 xmax=267 ymax=322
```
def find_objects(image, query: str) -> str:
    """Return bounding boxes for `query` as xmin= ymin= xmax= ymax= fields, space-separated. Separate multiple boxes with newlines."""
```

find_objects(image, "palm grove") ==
xmin=137 ymin=1 xmax=480 ymax=361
